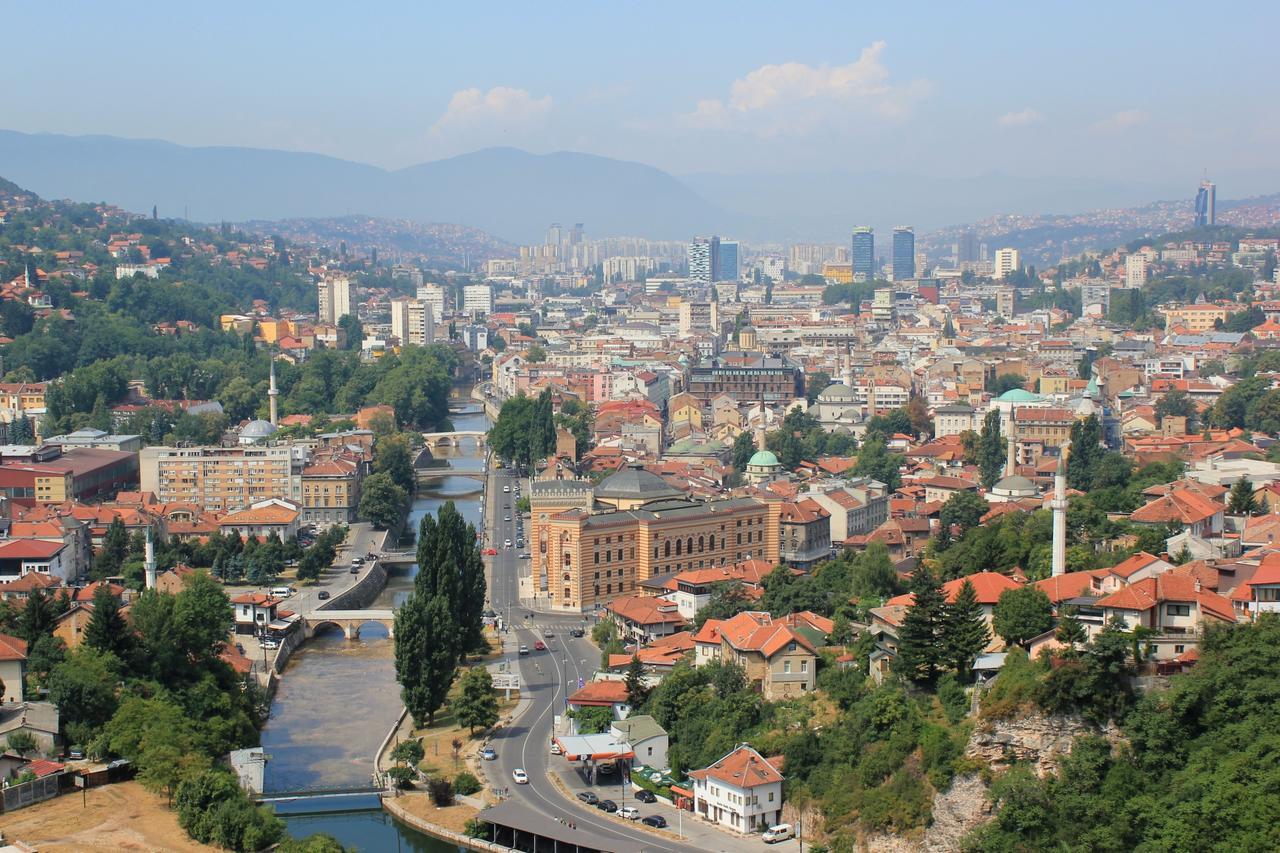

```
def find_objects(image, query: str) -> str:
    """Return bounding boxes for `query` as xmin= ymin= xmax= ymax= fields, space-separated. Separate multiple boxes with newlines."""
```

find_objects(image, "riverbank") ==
xmin=0 ymin=781 xmax=217 ymax=852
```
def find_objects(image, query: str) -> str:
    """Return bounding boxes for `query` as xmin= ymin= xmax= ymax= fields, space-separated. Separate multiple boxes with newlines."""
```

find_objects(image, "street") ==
xmin=479 ymin=465 xmax=797 ymax=853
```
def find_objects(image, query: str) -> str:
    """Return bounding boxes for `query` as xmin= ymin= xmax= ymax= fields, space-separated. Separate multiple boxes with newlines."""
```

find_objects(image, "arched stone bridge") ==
xmin=421 ymin=430 xmax=487 ymax=449
xmin=301 ymin=610 xmax=395 ymax=639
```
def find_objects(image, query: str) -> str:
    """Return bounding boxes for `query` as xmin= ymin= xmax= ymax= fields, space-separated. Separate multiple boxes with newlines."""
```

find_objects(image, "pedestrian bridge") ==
xmin=302 ymin=610 xmax=395 ymax=639
xmin=421 ymin=430 xmax=487 ymax=449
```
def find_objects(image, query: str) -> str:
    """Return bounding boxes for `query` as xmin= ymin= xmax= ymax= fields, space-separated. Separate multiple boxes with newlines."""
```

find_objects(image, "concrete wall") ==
xmin=319 ymin=559 xmax=388 ymax=612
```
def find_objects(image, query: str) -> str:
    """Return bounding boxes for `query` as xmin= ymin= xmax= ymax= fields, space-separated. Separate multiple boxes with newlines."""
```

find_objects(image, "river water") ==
xmin=261 ymin=396 xmax=490 ymax=850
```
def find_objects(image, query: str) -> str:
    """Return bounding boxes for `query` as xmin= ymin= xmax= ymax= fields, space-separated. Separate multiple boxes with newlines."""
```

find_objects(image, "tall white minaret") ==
xmin=1005 ymin=430 xmax=1017 ymax=478
xmin=1050 ymin=448 xmax=1069 ymax=577
xmin=268 ymin=357 xmax=279 ymax=427
xmin=144 ymin=528 xmax=157 ymax=590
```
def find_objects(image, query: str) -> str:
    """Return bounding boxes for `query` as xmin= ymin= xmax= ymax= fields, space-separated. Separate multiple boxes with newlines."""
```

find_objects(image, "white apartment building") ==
xmin=390 ymin=298 xmax=436 ymax=346
xmin=317 ymin=276 xmax=353 ymax=323
xmin=1125 ymin=254 xmax=1148 ymax=288
xmin=994 ymin=248 xmax=1021 ymax=280
xmin=416 ymin=283 xmax=447 ymax=322
xmin=463 ymin=284 xmax=494 ymax=316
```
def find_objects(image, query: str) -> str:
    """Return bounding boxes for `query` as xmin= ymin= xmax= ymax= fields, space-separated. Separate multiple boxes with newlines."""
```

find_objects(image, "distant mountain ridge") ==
xmin=0 ymin=130 xmax=741 ymax=243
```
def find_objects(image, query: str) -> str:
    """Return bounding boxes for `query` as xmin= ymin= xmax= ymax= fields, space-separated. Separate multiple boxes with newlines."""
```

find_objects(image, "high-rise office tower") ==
xmin=892 ymin=226 xmax=916 ymax=281
xmin=547 ymin=223 xmax=563 ymax=249
xmin=717 ymin=241 xmax=740 ymax=282
xmin=688 ymin=236 xmax=720 ymax=283
xmin=851 ymin=227 xmax=875 ymax=281
xmin=958 ymin=230 xmax=978 ymax=264
xmin=1194 ymin=180 xmax=1216 ymax=227
xmin=570 ymin=223 xmax=585 ymax=245
xmin=416 ymin=283 xmax=446 ymax=322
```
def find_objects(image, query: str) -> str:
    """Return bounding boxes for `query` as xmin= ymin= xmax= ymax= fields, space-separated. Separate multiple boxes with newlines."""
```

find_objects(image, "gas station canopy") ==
xmin=552 ymin=734 xmax=635 ymax=762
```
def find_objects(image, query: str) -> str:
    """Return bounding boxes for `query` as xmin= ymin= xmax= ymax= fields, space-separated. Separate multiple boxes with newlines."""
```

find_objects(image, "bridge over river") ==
xmin=300 ymin=609 xmax=395 ymax=639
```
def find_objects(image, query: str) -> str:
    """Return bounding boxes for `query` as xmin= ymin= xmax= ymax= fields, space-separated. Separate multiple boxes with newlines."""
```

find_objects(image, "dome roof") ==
xmin=594 ymin=466 xmax=685 ymax=501
xmin=240 ymin=419 xmax=278 ymax=439
xmin=748 ymin=449 xmax=780 ymax=468
xmin=996 ymin=388 xmax=1043 ymax=403
xmin=819 ymin=383 xmax=856 ymax=400
xmin=993 ymin=474 xmax=1037 ymax=495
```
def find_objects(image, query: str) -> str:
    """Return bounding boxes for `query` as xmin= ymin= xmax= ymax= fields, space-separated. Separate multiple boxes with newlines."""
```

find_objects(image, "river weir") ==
xmin=260 ymin=394 xmax=490 ymax=850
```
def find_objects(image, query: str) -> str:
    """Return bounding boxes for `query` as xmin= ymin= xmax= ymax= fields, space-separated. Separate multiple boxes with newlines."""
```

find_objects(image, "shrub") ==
xmin=858 ymin=768 xmax=931 ymax=832
xmin=386 ymin=766 xmax=415 ymax=789
xmin=980 ymin=647 xmax=1046 ymax=719
xmin=453 ymin=771 xmax=481 ymax=795
xmin=174 ymin=769 xmax=284 ymax=851
xmin=936 ymin=673 xmax=969 ymax=724
xmin=427 ymin=776 xmax=454 ymax=806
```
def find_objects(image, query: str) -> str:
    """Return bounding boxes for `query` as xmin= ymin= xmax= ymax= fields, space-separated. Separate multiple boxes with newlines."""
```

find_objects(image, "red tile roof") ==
xmin=688 ymin=745 xmax=784 ymax=788
xmin=887 ymin=571 xmax=1022 ymax=607
xmin=0 ymin=632 xmax=29 ymax=661
xmin=568 ymin=680 xmax=630 ymax=706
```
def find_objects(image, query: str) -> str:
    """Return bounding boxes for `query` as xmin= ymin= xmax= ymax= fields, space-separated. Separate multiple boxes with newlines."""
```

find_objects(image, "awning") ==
xmin=553 ymin=734 xmax=635 ymax=762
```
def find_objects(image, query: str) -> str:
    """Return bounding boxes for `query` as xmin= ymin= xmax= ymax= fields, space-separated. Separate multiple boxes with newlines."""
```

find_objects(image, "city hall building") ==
xmin=530 ymin=466 xmax=781 ymax=612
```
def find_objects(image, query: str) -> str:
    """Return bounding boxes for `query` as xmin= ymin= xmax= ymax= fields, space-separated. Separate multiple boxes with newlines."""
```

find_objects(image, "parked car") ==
xmin=634 ymin=789 xmax=656 ymax=803
xmin=619 ymin=807 xmax=640 ymax=820
xmin=597 ymin=762 xmax=616 ymax=776
xmin=480 ymin=747 xmax=497 ymax=761
xmin=642 ymin=815 xmax=668 ymax=828
xmin=518 ymin=645 xmax=530 ymax=655
xmin=512 ymin=768 xmax=528 ymax=784
xmin=763 ymin=824 xmax=795 ymax=843
xmin=596 ymin=799 xmax=618 ymax=813
xmin=576 ymin=791 xmax=599 ymax=805
xmin=317 ymin=591 xmax=330 ymax=600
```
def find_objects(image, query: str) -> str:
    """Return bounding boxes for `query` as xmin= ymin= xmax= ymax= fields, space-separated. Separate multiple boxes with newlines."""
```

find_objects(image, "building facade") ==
xmin=892 ymin=226 xmax=915 ymax=281
xmin=140 ymin=445 xmax=300 ymax=512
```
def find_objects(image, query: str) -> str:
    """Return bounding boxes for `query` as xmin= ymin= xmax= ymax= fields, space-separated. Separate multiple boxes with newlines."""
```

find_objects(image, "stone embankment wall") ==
xmin=319 ymin=559 xmax=388 ymax=611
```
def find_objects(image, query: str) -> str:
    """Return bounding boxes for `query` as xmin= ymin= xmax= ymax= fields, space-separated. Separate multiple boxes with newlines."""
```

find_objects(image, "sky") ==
xmin=4 ymin=1 xmax=1279 ymax=187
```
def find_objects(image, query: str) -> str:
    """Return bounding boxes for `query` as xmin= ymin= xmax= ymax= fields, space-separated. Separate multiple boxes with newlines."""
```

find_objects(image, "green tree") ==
xmin=625 ymin=655 xmax=649 ymax=707
xmin=18 ymin=586 xmax=57 ymax=644
xmin=731 ymin=431 xmax=757 ymax=472
xmin=358 ymin=471 xmax=408 ymax=529
xmin=806 ymin=371 xmax=831 ymax=405
xmin=1066 ymin=415 xmax=1104 ymax=492
xmin=1228 ymin=475 xmax=1259 ymax=516
xmin=991 ymin=373 xmax=1026 ymax=395
xmin=976 ymin=410 xmax=1005 ymax=490
xmin=454 ymin=666 xmax=499 ymax=735
xmin=390 ymin=739 xmax=425 ymax=768
xmin=893 ymin=568 xmax=946 ymax=684
xmin=93 ymin=517 xmax=130 ymax=579
xmin=374 ymin=433 xmax=416 ymax=494
xmin=939 ymin=490 xmax=989 ymax=544
xmin=172 ymin=570 xmax=234 ymax=663
xmin=1055 ymin=606 xmax=1088 ymax=650
xmin=1155 ymin=389 xmax=1198 ymax=430
xmin=526 ymin=343 xmax=546 ymax=363
xmin=942 ymin=580 xmax=989 ymax=677
xmin=83 ymin=584 xmax=134 ymax=660
xmin=850 ymin=542 xmax=900 ymax=599
xmin=855 ymin=436 xmax=901 ymax=490
xmin=6 ymin=731 xmax=38 ymax=756
xmin=48 ymin=646 xmax=122 ymax=745
xmin=992 ymin=586 xmax=1055 ymax=648
xmin=394 ymin=591 xmax=459 ymax=727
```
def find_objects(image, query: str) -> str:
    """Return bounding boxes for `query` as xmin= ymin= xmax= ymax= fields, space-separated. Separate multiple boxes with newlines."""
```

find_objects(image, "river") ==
xmin=260 ymin=394 xmax=491 ymax=850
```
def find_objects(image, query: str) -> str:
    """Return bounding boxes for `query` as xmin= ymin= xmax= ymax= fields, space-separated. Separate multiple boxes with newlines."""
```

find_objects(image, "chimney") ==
xmin=1194 ymin=578 xmax=1202 ymax=593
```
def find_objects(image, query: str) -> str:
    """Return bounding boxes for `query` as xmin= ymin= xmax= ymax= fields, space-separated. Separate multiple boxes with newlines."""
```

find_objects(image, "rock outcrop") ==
xmin=966 ymin=711 xmax=1117 ymax=778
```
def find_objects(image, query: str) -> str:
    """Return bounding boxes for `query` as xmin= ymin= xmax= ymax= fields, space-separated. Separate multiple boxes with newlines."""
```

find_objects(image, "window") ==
xmin=1167 ymin=604 xmax=1191 ymax=617
xmin=1174 ymin=644 xmax=1185 ymax=654
xmin=800 ymin=659 xmax=808 ymax=672
xmin=783 ymin=660 xmax=791 ymax=673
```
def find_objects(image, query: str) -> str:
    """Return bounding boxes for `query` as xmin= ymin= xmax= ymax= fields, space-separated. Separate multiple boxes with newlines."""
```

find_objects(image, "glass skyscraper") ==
xmin=1194 ymin=180 xmax=1216 ymax=227
xmin=716 ymin=241 xmax=739 ymax=282
xmin=892 ymin=226 xmax=916 ymax=281
xmin=851 ymin=227 xmax=874 ymax=281
xmin=688 ymin=236 xmax=720 ymax=283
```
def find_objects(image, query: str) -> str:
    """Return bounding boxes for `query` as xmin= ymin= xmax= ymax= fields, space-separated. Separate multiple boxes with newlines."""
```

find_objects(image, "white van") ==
xmin=763 ymin=824 xmax=795 ymax=843
xmin=271 ymin=586 xmax=293 ymax=598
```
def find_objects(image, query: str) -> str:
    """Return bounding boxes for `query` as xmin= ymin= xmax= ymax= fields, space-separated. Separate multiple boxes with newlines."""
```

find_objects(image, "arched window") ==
xmin=675 ymin=539 xmax=682 ymax=556
xmin=687 ymin=537 xmax=694 ymax=555
xmin=664 ymin=541 xmax=671 ymax=557
xmin=698 ymin=535 xmax=705 ymax=552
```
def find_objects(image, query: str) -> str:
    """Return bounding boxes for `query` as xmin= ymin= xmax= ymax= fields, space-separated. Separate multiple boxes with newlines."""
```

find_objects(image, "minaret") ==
xmin=1005 ymin=431 xmax=1017 ymax=478
xmin=1050 ymin=448 xmax=1069 ymax=577
xmin=144 ymin=528 xmax=157 ymax=591
xmin=268 ymin=357 xmax=279 ymax=427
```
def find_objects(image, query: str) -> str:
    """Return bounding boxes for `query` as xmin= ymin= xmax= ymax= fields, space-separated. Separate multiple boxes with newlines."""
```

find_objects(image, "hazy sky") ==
xmin=6 ymin=1 xmax=1277 ymax=182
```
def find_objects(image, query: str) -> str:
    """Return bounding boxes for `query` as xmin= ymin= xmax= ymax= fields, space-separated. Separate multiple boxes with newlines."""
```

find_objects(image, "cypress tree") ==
xmin=893 ymin=567 xmax=947 ymax=684
xmin=84 ymin=584 xmax=134 ymax=660
xmin=394 ymin=591 xmax=460 ymax=727
xmin=943 ymin=579 xmax=990 ymax=678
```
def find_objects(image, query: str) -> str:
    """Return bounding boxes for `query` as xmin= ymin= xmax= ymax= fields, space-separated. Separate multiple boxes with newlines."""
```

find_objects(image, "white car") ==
xmin=618 ymin=806 xmax=640 ymax=820
xmin=763 ymin=824 xmax=795 ymax=843
xmin=550 ymin=741 xmax=563 ymax=755
xmin=512 ymin=768 xmax=529 ymax=784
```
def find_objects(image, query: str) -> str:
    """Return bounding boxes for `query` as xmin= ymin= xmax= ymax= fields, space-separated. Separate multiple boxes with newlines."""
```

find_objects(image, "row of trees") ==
xmin=489 ymin=390 xmax=557 ymax=469
xmin=394 ymin=502 xmax=487 ymax=726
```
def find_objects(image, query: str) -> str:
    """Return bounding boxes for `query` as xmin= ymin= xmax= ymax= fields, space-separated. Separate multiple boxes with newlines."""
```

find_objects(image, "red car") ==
xmin=534 ymin=640 xmax=547 ymax=651
xmin=483 ymin=547 xmax=498 ymax=556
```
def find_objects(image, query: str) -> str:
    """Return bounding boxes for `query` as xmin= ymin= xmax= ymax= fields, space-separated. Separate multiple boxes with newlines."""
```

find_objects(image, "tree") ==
xmin=172 ymin=571 xmax=234 ymax=663
xmin=358 ymin=472 xmax=408 ymax=529
xmin=48 ymin=646 xmax=122 ymax=745
xmin=568 ymin=705 xmax=614 ymax=734
xmin=526 ymin=344 xmax=546 ymax=363
xmin=993 ymin=586 xmax=1055 ymax=648
xmin=1066 ymin=415 xmax=1104 ymax=492
xmin=893 ymin=568 xmax=947 ymax=684
xmin=6 ymin=731 xmax=38 ymax=757
xmin=805 ymin=371 xmax=831 ymax=405
xmin=83 ymin=584 xmax=134 ymax=660
xmin=625 ymin=655 xmax=649 ymax=707
xmin=942 ymin=580 xmax=989 ymax=677
xmin=731 ymin=431 xmax=757 ymax=472
xmin=394 ymin=591 xmax=459 ymax=726
xmin=93 ymin=517 xmax=130 ymax=579
xmin=1228 ymin=475 xmax=1259 ymax=516
xmin=939 ymin=490 xmax=989 ymax=543
xmin=390 ymin=739 xmax=425 ymax=768
xmin=850 ymin=542 xmax=900 ymax=599
xmin=992 ymin=373 xmax=1025 ymax=395
xmin=976 ymin=410 xmax=1005 ymax=490
xmin=454 ymin=666 xmax=499 ymax=735
xmin=1055 ymin=606 xmax=1088 ymax=650
xmin=1155 ymin=389 xmax=1197 ymax=431
xmin=17 ymin=586 xmax=57 ymax=644
xmin=854 ymin=436 xmax=901 ymax=490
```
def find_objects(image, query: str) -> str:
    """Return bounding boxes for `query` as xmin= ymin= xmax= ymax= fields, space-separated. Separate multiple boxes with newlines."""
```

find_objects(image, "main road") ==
xmin=480 ymin=465 xmax=697 ymax=853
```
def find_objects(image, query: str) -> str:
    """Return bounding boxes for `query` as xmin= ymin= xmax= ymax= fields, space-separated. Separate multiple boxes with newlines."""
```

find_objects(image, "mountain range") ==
xmin=2 ymin=128 xmax=1277 ymax=245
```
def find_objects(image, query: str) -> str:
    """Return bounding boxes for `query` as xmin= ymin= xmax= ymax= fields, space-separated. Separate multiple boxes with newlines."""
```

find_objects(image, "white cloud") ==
xmin=431 ymin=86 xmax=552 ymax=132
xmin=1093 ymin=109 xmax=1149 ymax=131
xmin=997 ymin=108 xmax=1044 ymax=127
xmin=684 ymin=41 xmax=928 ymax=130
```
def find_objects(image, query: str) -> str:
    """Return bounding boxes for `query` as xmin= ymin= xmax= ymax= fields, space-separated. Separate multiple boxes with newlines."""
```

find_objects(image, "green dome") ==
xmin=996 ymin=388 xmax=1043 ymax=403
xmin=748 ymin=449 xmax=780 ymax=468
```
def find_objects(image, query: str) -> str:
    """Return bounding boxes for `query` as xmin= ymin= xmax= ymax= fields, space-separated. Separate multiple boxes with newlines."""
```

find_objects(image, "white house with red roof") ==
xmin=605 ymin=595 xmax=685 ymax=644
xmin=1095 ymin=572 xmax=1236 ymax=660
xmin=231 ymin=592 xmax=284 ymax=636
xmin=0 ymin=633 xmax=28 ymax=702
xmin=0 ymin=538 xmax=70 ymax=583
xmin=694 ymin=611 xmax=818 ymax=700
xmin=689 ymin=744 xmax=785 ymax=833
xmin=1229 ymin=560 xmax=1280 ymax=619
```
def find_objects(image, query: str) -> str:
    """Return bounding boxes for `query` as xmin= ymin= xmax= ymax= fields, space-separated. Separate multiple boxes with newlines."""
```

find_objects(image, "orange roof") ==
xmin=688 ymin=745 xmax=784 ymax=788
xmin=219 ymin=504 xmax=299 ymax=525
xmin=715 ymin=611 xmax=817 ymax=658
xmin=1034 ymin=571 xmax=1099 ymax=604
xmin=1097 ymin=574 xmax=1236 ymax=622
xmin=0 ymin=632 xmax=29 ymax=661
xmin=887 ymin=571 xmax=1023 ymax=607
xmin=1130 ymin=489 xmax=1222 ymax=525
xmin=606 ymin=595 xmax=684 ymax=627
xmin=568 ymin=680 xmax=630 ymax=706
xmin=1107 ymin=551 xmax=1167 ymax=579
